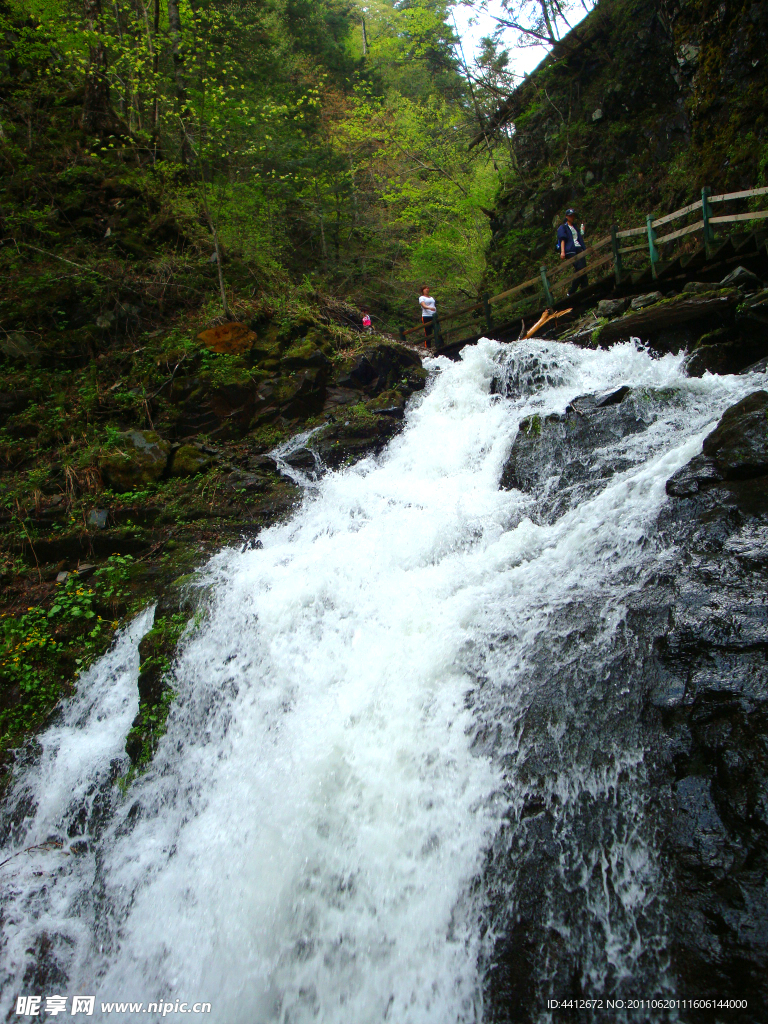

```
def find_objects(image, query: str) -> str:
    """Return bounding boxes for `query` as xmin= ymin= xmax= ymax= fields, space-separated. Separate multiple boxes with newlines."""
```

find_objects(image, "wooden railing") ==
xmin=399 ymin=184 xmax=768 ymax=348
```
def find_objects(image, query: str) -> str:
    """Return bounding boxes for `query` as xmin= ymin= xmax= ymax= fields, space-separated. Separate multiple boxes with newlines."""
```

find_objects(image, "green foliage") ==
xmin=0 ymin=0 xmax=507 ymax=327
xmin=0 ymin=561 xmax=136 ymax=750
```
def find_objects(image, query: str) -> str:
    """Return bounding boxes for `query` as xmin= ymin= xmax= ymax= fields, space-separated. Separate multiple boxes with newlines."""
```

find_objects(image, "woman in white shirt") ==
xmin=418 ymin=286 xmax=436 ymax=348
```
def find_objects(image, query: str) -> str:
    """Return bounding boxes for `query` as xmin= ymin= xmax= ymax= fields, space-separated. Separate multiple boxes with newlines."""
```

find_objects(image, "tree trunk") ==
xmin=167 ymin=0 xmax=193 ymax=164
xmin=82 ymin=0 xmax=114 ymax=133
xmin=315 ymin=181 xmax=327 ymax=261
xmin=151 ymin=0 xmax=160 ymax=158
xmin=539 ymin=0 xmax=559 ymax=44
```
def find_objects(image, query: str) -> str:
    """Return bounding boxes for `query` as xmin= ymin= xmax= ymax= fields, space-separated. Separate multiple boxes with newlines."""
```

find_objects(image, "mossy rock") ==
xmin=280 ymin=339 xmax=332 ymax=372
xmin=169 ymin=445 xmax=212 ymax=478
xmin=367 ymin=389 xmax=406 ymax=413
xmin=99 ymin=429 xmax=170 ymax=492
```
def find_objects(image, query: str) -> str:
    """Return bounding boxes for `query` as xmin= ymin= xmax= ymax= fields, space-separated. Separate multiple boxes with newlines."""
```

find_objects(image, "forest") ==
xmin=1 ymin=0 xmax=515 ymax=326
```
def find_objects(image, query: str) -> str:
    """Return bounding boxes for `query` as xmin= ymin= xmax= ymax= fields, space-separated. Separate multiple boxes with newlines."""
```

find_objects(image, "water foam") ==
xmin=0 ymin=340 xmax=760 ymax=1023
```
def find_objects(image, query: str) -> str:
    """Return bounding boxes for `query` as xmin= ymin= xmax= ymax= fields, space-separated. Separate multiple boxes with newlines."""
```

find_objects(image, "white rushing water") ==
xmin=0 ymin=340 xmax=761 ymax=1024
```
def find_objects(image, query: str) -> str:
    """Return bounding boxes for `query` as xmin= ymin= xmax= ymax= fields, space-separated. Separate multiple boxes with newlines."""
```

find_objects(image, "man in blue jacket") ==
xmin=557 ymin=208 xmax=587 ymax=296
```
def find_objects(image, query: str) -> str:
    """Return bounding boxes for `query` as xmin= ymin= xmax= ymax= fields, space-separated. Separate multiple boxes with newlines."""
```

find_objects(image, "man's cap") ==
xmin=565 ymin=208 xmax=576 ymax=215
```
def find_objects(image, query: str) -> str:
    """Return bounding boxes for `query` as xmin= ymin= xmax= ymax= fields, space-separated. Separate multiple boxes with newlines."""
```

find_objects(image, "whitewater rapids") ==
xmin=0 ymin=339 xmax=759 ymax=1023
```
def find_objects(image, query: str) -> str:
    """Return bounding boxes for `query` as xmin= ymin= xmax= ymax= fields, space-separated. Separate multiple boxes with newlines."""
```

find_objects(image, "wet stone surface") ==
xmin=499 ymin=384 xmax=659 ymax=521
xmin=485 ymin=375 xmax=768 ymax=1021
xmin=643 ymin=391 xmax=768 ymax=1012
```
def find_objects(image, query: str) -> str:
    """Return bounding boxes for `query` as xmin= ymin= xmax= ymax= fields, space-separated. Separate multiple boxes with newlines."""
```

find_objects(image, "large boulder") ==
xmin=685 ymin=324 xmax=768 ymax=378
xmin=665 ymin=391 xmax=768 ymax=496
xmin=168 ymin=444 xmax=212 ymax=478
xmin=596 ymin=297 xmax=628 ymax=318
xmin=337 ymin=343 xmax=426 ymax=396
xmin=99 ymin=429 xmax=170 ymax=491
xmin=702 ymin=390 xmax=768 ymax=479
xmin=500 ymin=385 xmax=655 ymax=520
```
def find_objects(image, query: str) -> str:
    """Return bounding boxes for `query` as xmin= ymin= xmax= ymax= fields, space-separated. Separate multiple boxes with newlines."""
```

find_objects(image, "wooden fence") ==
xmin=399 ymin=184 xmax=768 ymax=348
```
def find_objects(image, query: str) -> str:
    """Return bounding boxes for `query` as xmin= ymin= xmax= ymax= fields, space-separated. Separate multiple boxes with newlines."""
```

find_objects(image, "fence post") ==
xmin=540 ymin=266 xmax=554 ymax=309
xmin=611 ymin=224 xmax=622 ymax=285
xmin=398 ymin=326 xmax=406 ymax=342
xmin=646 ymin=214 xmax=660 ymax=279
xmin=483 ymin=293 xmax=492 ymax=333
xmin=701 ymin=186 xmax=714 ymax=256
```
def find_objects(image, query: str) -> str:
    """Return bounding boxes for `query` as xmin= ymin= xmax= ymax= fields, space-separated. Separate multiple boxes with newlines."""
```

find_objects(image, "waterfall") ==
xmin=0 ymin=340 xmax=758 ymax=1023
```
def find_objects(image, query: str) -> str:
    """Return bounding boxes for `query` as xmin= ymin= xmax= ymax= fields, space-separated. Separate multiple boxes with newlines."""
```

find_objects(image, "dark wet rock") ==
xmin=99 ymin=429 xmax=170 ymax=491
xmin=171 ymin=380 xmax=261 ymax=439
xmin=742 ymin=355 xmax=768 ymax=375
xmin=280 ymin=448 xmax=318 ymax=472
xmin=336 ymin=343 xmax=426 ymax=397
xmin=685 ymin=318 xmax=768 ymax=376
xmin=595 ymin=384 xmax=631 ymax=407
xmin=225 ymin=470 xmax=268 ymax=493
xmin=279 ymin=368 xmax=327 ymax=420
xmin=644 ymin=541 xmax=768 ymax=1006
xmin=208 ymin=383 xmax=262 ymax=438
xmin=644 ymin=391 xmax=768 ymax=1009
xmin=314 ymin=416 xmax=403 ymax=471
xmin=720 ymin=265 xmax=763 ymax=291
xmin=86 ymin=509 xmax=109 ymax=529
xmin=701 ymin=390 xmax=768 ymax=479
xmin=322 ymin=386 xmax=361 ymax=413
xmin=666 ymin=392 xmax=768 ymax=495
xmin=247 ymin=454 xmax=279 ymax=473
xmin=597 ymin=298 xmax=628 ymax=317
xmin=665 ymin=454 xmax=724 ymax=496
xmin=168 ymin=444 xmax=212 ymax=478
xmin=630 ymin=291 xmax=663 ymax=310
xmin=279 ymin=347 xmax=332 ymax=373
xmin=500 ymin=385 xmax=654 ymax=515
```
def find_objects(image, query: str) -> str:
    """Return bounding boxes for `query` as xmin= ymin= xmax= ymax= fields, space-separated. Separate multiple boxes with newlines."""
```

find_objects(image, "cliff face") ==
xmin=487 ymin=0 xmax=768 ymax=280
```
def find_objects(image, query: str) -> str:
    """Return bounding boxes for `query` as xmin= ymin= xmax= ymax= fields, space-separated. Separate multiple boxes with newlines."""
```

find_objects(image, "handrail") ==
xmin=655 ymin=218 xmax=705 ymax=245
xmin=710 ymin=185 xmax=768 ymax=203
xmin=652 ymin=200 xmax=701 ymax=229
xmin=398 ymin=182 xmax=768 ymax=344
xmin=710 ymin=210 xmax=768 ymax=224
